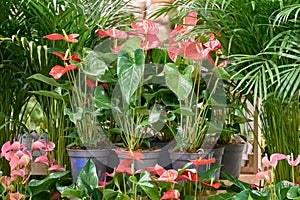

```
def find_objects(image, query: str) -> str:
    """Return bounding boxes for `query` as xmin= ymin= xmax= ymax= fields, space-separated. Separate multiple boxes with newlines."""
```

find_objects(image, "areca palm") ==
xmin=0 ymin=0 xmax=133 ymax=171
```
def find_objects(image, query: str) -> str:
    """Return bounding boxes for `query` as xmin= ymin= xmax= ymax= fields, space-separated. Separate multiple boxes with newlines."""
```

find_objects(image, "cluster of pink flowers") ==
xmin=0 ymin=140 xmax=65 ymax=200
xmin=97 ymin=11 xmax=227 ymax=68
xmin=256 ymin=153 xmax=300 ymax=183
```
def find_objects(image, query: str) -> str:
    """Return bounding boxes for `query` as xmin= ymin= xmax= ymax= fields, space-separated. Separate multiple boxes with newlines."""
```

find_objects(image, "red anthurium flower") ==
xmin=144 ymin=164 xmax=166 ymax=176
xmin=48 ymin=164 xmax=65 ymax=172
xmin=255 ymin=169 xmax=272 ymax=183
xmin=153 ymin=169 xmax=178 ymax=183
xmin=262 ymin=153 xmax=287 ymax=168
xmin=71 ymin=54 xmax=81 ymax=62
xmin=52 ymin=52 xmax=69 ymax=61
xmin=113 ymin=149 xmax=145 ymax=161
xmin=98 ymin=28 xmax=127 ymax=39
xmin=100 ymin=83 xmax=108 ymax=89
xmin=287 ymin=153 xmax=300 ymax=166
xmin=189 ymin=157 xmax=216 ymax=166
xmin=44 ymin=33 xmax=79 ymax=43
xmin=141 ymin=34 xmax=161 ymax=50
xmin=131 ymin=20 xmax=159 ymax=35
xmin=116 ymin=159 xmax=134 ymax=175
xmin=201 ymin=180 xmax=221 ymax=189
xmin=49 ymin=64 xmax=78 ymax=79
xmin=86 ymin=79 xmax=97 ymax=87
xmin=160 ymin=189 xmax=180 ymax=200
xmin=9 ymin=192 xmax=24 ymax=200
xmin=176 ymin=169 xmax=200 ymax=182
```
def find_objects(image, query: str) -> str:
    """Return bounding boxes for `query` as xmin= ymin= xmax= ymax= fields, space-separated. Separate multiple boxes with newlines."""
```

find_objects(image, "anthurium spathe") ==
xmin=31 ymin=140 xmax=55 ymax=152
xmin=49 ymin=64 xmax=78 ymax=79
xmin=113 ymin=149 xmax=145 ymax=161
xmin=189 ymin=157 xmax=216 ymax=166
xmin=9 ymin=192 xmax=24 ymax=200
xmin=160 ymin=189 xmax=180 ymax=200
xmin=153 ymin=169 xmax=178 ymax=183
xmin=98 ymin=28 xmax=128 ymax=39
xmin=262 ymin=153 xmax=287 ymax=168
xmin=44 ymin=33 xmax=79 ymax=43
xmin=131 ymin=20 xmax=159 ymax=35
xmin=255 ymin=169 xmax=272 ymax=183
xmin=176 ymin=169 xmax=200 ymax=182
xmin=287 ymin=153 xmax=300 ymax=166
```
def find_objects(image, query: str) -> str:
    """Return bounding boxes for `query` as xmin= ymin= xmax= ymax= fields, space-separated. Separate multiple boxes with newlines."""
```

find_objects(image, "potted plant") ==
xmin=217 ymin=85 xmax=250 ymax=178
xmin=160 ymin=11 xmax=228 ymax=174
xmin=41 ymin=32 xmax=114 ymax=181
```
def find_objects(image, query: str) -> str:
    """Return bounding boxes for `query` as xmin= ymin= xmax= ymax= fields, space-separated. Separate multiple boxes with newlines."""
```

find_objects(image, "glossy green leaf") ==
xmin=94 ymin=86 xmax=112 ymax=109
xmin=117 ymin=49 xmax=145 ymax=104
xmin=164 ymin=63 xmax=193 ymax=100
xmin=287 ymin=185 xmax=300 ymax=200
xmin=91 ymin=188 xmax=103 ymax=199
xmin=56 ymin=182 xmax=75 ymax=194
xmin=28 ymin=73 xmax=70 ymax=90
xmin=77 ymin=159 xmax=99 ymax=195
xmin=62 ymin=189 xmax=86 ymax=199
xmin=29 ymin=90 xmax=66 ymax=101
xmin=137 ymin=171 xmax=160 ymax=200
xmin=64 ymin=107 xmax=83 ymax=124
xmin=275 ymin=181 xmax=293 ymax=199
xmin=83 ymin=50 xmax=108 ymax=76
xmin=213 ymin=67 xmax=231 ymax=80
xmin=208 ymin=192 xmax=237 ymax=200
xmin=28 ymin=171 xmax=69 ymax=196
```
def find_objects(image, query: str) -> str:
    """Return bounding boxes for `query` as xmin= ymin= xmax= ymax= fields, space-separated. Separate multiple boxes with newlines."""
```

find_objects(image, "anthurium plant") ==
xmin=59 ymin=150 xmax=221 ymax=199
xmin=209 ymin=152 xmax=300 ymax=200
xmin=0 ymin=140 xmax=69 ymax=199
xmin=95 ymin=12 xmax=228 ymax=152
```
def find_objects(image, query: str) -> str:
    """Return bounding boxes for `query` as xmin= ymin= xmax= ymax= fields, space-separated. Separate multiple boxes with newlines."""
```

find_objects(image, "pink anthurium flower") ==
xmin=153 ymin=169 xmax=178 ymax=183
xmin=116 ymin=159 xmax=134 ymax=175
xmin=160 ymin=189 xmax=180 ymax=200
xmin=131 ymin=20 xmax=159 ymax=35
xmin=176 ymin=169 xmax=200 ymax=182
xmin=144 ymin=164 xmax=166 ymax=176
xmin=34 ymin=154 xmax=50 ymax=165
xmin=262 ymin=153 xmax=287 ymax=168
xmin=98 ymin=28 xmax=128 ymax=39
xmin=1 ymin=176 xmax=11 ymax=191
xmin=11 ymin=169 xmax=26 ymax=181
xmin=141 ymin=34 xmax=161 ymax=50
xmin=44 ymin=33 xmax=79 ymax=43
xmin=31 ymin=140 xmax=55 ymax=152
xmin=48 ymin=164 xmax=65 ymax=172
xmin=49 ymin=64 xmax=78 ymax=79
xmin=255 ymin=170 xmax=272 ymax=183
xmin=184 ymin=11 xmax=198 ymax=26
xmin=287 ymin=153 xmax=300 ymax=166
xmin=9 ymin=192 xmax=24 ymax=200
xmin=203 ymin=37 xmax=222 ymax=51
xmin=217 ymin=60 xmax=228 ymax=68
xmin=183 ymin=41 xmax=210 ymax=60
xmin=112 ymin=43 xmax=125 ymax=54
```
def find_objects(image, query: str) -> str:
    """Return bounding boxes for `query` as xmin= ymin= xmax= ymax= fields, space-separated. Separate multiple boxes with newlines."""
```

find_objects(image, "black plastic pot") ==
xmin=220 ymin=143 xmax=245 ymax=178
